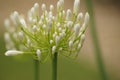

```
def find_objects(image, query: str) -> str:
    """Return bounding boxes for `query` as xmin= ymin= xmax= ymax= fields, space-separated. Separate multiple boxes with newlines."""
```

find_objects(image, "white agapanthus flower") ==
xmin=4 ymin=0 xmax=89 ymax=62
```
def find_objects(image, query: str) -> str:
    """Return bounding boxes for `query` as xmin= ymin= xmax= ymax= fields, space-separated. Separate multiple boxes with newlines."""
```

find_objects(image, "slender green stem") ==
xmin=52 ymin=52 xmax=58 ymax=80
xmin=34 ymin=60 xmax=39 ymax=80
xmin=85 ymin=0 xmax=108 ymax=80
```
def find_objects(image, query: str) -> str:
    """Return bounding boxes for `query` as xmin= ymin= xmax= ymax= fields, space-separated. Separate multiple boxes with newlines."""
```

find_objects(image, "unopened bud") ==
xmin=4 ymin=19 xmax=10 ymax=30
xmin=20 ymin=17 xmax=27 ymax=28
xmin=32 ymin=25 xmax=37 ymax=32
xmin=52 ymin=46 xmax=56 ymax=54
xmin=41 ymin=4 xmax=46 ymax=12
xmin=69 ymin=40 xmax=73 ymax=49
xmin=5 ymin=50 xmax=23 ymax=56
xmin=67 ymin=21 xmax=73 ymax=29
xmin=73 ymin=0 xmax=80 ymax=15
xmin=50 ymin=5 xmax=54 ymax=11
xmin=66 ymin=9 xmax=72 ymax=21
xmin=77 ymin=13 xmax=83 ymax=22
xmin=18 ymin=31 xmax=24 ymax=40
xmin=81 ymin=34 xmax=85 ymax=44
xmin=55 ymin=36 xmax=60 ymax=45
xmin=36 ymin=49 xmax=41 ymax=60
xmin=84 ymin=12 xmax=89 ymax=25
xmin=34 ymin=3 xmax=39 ymax=17
xmin=50 ymin=40 xmax=54 ymax=44
xmin=74 ymin=24 xmax=80 ymax=36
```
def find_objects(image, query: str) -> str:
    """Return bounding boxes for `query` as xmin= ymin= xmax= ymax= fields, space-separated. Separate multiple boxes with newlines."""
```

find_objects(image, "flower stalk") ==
xmin=52 ymin=52 xmax=58 ymax=80
xmin=85 ymin=0 xmax=108 ymax=80
xmin=34 ymin=60 xmax=39 ymax=80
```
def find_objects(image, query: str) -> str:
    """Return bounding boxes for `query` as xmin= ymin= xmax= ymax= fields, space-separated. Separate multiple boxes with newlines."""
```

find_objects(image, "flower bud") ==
xmin=57 ymin=23 xmax=61 ymax=27
xmin=48 ymin=12 xmax=53 ymax=19
xmin=67 ymin=21 xmax=73 ymax=29
xmin=42 ymin=24 xmax=46 ymax=30
xmin=77 ymin=13 xmax=83 ymax=22
xmin=73 ymin=0 xmax=80 ymax=15
xmin=32 ymin=25 xmax=37 ymax=33
xmin=10 ymin=11 xmax=20 ymax=25
xmin=66 ymin=9 xmax=72 ymax=21
xmin=41 ymin=4 xmax=46 ymax=12
xmin=80 ymin=23 xmax=85 ymax=32
xmin=57 ymin=1 xmax=61 ymax=11
xmin=30 ymin=7 xmax=35 ymax=16
xmin=55 ymin=36 xmax=60 ymax=45
xmin=59 ymin=0 xmax=64 ymax=9
xmin=28 ymin=13 xmax=33 ymax=23
xmin=74 ymin=23 xmax=80 ymax=36
xmin=36 ymin=49 xmax=41 ymax=60
xmin=81 ymin=34 xmax=85 ymax=44
xmin=50 ymin=5 xmax=54 ymax=11
xmin=13 ymin=11 xmax=19 ymax=21
xmin=18 ymin=31 xmax=24 ymax=40
xmin=5 ymin=50 xmax=23 ymax=56
xmin=77 ymin=43 xmax=81 ymax=49
xmin=59 ymin=0 xmax=64 ymax=5
xmin=78 ymin=34 xmax=85 ymax=49
xmin=53 ymin=32 xmax=57 ymax=38
xmin=48 ymin=19 xmax=52 ymax=32
xmin=57 ymin=0 xmax=64 ymax=11
xmin=38 ymin=20 xmax=43 ymax=26
xmin=20 ymin=17 xmax=27 ymax=28
xmin=32 ymin=19 xmax=37 ymax=24
xmin=84 ymin=12 xmax=89 ymax=25
xmin=52 ymin=46 xmax=56 ymax=54
xmin=33 ymin=3 xmax=39 ymax=17
xmin=62 ymin=10 xmax=65 ymax=17
xmin=69 ymin=40 xmax=73 ymax=49
xmin=27 ymin=38 xmax=31 ymax=46
xmin=50 ymin=40 xmax=53 ymax=44
xmin=41 ymin=15 xmax=44 ymax=21
xmin=59 ymin=31 xmax=66 ymax=39
xmin=4 ymin=19 xmax=10 ymax=30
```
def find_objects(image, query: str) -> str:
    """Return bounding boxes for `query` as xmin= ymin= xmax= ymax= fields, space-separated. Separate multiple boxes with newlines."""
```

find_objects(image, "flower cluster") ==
xmin=4 ymin=0 xmax=89 ymax=62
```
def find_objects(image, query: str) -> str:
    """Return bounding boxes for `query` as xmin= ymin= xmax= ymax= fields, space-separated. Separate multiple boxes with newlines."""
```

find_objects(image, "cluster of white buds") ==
xmin=4 ymin=0 xmax=89 ymax=62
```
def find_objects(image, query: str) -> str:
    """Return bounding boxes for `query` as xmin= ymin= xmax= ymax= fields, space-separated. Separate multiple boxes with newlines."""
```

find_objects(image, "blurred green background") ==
xmin=0 ymin=0 xmax=120 ymax=80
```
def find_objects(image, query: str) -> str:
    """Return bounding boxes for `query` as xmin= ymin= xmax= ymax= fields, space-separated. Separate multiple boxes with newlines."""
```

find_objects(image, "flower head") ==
xmin=4 ymin=0 xmax=89 ymax=62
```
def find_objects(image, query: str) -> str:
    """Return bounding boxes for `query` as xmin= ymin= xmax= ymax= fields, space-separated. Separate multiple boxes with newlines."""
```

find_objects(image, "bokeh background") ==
xmin=0 ymin=0 xmax=120 ymax=80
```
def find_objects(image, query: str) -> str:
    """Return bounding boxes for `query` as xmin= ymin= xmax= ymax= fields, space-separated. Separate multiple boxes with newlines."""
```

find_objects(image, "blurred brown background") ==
xmin=0 ymin=0 xmax=120 ymax=80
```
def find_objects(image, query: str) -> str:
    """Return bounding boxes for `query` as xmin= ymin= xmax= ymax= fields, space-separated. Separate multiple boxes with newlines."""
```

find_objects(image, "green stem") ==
xmin=85 ymin=0 xmax=108 ymax=80
xmin=52 ymin=52 xmax=58 ymax=80
xmin=34 ymin=60 xmax=39 ymax=80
